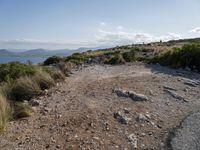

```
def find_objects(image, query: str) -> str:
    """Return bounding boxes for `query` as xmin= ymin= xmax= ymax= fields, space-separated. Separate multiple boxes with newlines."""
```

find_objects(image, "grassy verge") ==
xmin=0 ymin=93 xmax=10 ymax=130
xmin=0 ymin=61 xmax=68 ymax=130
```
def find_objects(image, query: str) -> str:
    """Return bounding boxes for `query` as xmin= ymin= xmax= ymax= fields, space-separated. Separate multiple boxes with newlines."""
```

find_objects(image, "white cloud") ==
xmin=100 ymin=22 xmax=106 ymax=27
xmin=117 ymin=26 xmax=123 ymax=30
xmin=189 ymin=27 xmax=200 ymax=34
xmin=95 ymin=29 xmax=182 ymax=46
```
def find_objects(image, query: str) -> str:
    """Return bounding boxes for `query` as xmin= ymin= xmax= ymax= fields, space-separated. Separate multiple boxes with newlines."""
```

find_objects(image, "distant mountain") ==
xmin=0 ymin=46 xmax=114 ymax=57
xmin=0 ymin=49 xmax=15 ymax=56
xmin=0 ymin=48 xmax=88 ymax=57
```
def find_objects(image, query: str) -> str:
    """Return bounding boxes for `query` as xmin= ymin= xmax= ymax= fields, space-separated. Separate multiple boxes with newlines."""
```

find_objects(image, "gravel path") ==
xmin=0 ymin=63 xmax=200 ymax=150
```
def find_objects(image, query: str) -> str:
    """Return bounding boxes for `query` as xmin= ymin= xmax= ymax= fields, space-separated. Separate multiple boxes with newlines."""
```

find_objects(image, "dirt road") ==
xmin=0 ymin=63 xmax=200 ymax=150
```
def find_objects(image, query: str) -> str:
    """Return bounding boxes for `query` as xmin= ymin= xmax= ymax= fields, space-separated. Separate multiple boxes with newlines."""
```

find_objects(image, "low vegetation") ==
xmin=43 ymin=56 xmax=64 ymax=65
xmin=152 ymin=44 xmax=200 ymax=72
xmin=0 ymin=93 xmax=10 ymax=130
xmin=0 ymin=61 xmax=69 ymax=129
xmin=0 ymin=62 xmax=36 ymax=82
xmin=65 ymin=52 xmax=88 ymax=64
xmin=104 ymin=53 xmax=126 ymax=65
xmin=9 ymin=76 xmax=41 ymax=101
xmin=122 ymin=49 xmax=136 ymax=62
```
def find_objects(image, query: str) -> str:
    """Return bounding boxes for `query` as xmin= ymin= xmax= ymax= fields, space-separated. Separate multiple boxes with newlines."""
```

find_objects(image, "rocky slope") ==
xmin=0 ymin=63 xmax=200 ymax=150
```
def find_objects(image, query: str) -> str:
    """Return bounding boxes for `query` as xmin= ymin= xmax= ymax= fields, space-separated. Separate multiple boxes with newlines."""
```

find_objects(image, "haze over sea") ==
xmin=0 ymin=56 xmax=47 ymax=64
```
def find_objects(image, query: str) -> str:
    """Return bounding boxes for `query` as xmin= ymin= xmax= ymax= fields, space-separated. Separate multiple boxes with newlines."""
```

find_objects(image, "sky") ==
xmin=0 ymin=0 xmax=200 ymax=50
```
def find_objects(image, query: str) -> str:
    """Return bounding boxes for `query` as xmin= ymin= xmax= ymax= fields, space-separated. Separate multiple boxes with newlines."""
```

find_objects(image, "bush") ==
xmin=152 ymin=44 xmax=200 ymax=71
xmin=13 ymin=102 xmax=33 ymax=119
xmin=0 ymin=92 xmax=10 ymax=130
xmin=43 ymin=56 xmax=64 ymax=65
xmin=65 ymin=53 xmax=88 ymax=63
xmin=9 ymin=77 xmax=41 ymax=101
xmin=0 ymin=62 xmax=36 ymax=82
xmin=32 ymin=68 xmax=55 ymax=90
xmin=122 ymin=49 xmax=136 ymax=62
xmin=104 ymin=54 xmax=125 ymax=65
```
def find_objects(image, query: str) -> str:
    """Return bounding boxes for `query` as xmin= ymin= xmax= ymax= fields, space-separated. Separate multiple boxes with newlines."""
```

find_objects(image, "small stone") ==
xmin=114 ymin=111 xmax=132 ymax=124
xmin=29 ymin=99 xmax=41 ymax=106
xmin=93 ymin=137 xmax=100 ymax=140
xmin=140 ymin=144 xmax=145 ymax=149
xmin=137 ymin=114 xmax=149 ymax=123
xmin=128 ymin=134 xmax=138 ymax=149
xmin=56 ymin=145 xmax=61 ymax=149
xmin=123 ymin=108 xmax=130 ymax=114
xmin=45 ymin=144 xmax=50 ymax=149
xmin=141 ymin=133 xmax=146 ymax=136
xmin=44 ymin=107 xmax=51 ymax=112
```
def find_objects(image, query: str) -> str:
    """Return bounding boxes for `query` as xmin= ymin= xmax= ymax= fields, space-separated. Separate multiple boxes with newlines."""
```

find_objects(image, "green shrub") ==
xmin=0 ymin=62 xmax=36 ymax=82
xmin=122 ymin=49 xmax=136 ymax=62
xmin=65 ymin=53 xmax=88 ymax=63
xmin=152 ymin=44 xmax=200 ymax=71
xmin=104 ymin=54 xmax=125 ymax=65
xmin=43 ymin=56 xmax=64 ymax=65
xmin=9 ymin=76 xmax=41 ymax=101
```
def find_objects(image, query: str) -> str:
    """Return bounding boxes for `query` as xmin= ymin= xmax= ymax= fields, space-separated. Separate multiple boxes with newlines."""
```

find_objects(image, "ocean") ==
xmin=0 ymin=56 xmax=47 ymax=64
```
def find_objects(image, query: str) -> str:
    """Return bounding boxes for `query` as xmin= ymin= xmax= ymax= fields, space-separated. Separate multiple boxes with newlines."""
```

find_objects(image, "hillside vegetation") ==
xmin=152 ymin=44 xmax=200 ymax=71
xmin=44 ymin=38 xmax=200 ymax=72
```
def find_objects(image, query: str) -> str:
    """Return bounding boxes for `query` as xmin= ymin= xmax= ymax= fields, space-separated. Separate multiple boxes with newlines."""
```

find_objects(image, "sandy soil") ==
xmin=0 ymin=63 xmax=200 ymax=150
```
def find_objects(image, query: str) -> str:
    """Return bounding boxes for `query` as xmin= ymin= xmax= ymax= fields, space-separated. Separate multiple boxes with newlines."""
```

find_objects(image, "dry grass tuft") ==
xmin=0 ymin=92 xmax=11 ymax=130
xmin=13 ymin=102 xmax=33 ymax=119
xmin=33 ymin=68 xmax=55 ymax=90
xmin=10 ymin=76 xmax=41 ymax=101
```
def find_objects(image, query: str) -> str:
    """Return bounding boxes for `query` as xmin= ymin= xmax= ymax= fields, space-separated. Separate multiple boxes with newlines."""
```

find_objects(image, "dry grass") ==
xmin=0 ymin=92 xmax=11 ymax=130
xmin=10 ymin=76 xmax=41 ymax=101
xmin=13 ymin=102 xmax=33 ymax=119
xmin=33 ymin=68 xmax=55 ymax=90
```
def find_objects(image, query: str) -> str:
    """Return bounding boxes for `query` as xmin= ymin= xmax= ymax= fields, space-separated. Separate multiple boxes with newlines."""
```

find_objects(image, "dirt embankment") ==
xmin=0 ymin=63 xmax=200 ymax=150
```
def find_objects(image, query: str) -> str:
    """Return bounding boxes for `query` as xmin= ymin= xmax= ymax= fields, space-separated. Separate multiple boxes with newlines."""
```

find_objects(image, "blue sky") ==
xmin=0 ymin=0 xmax=200 ymax=49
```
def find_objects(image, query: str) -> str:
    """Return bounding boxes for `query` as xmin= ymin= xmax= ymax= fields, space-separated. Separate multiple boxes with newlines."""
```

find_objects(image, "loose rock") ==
xmin=114 ymin=88 xmax=149 ymax=101
xmin=113 ymin=89 xmax=129 ymax=97
xmin=29 ymin=99 xmax=41 ymax=106
xmin=114 ymin=111 xmax=131 ymax=124
xmin=128 ymin=134 xmax=138 ymax=149
xmin=136 ymin=114 xmax=149 ymax=123
xmin=128 ymin=91 xmax=149 ymax=101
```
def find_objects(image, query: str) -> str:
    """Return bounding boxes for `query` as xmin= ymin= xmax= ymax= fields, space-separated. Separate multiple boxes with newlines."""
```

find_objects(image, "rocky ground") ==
xmin=0 ymin=62 xmax=200 ymax=150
